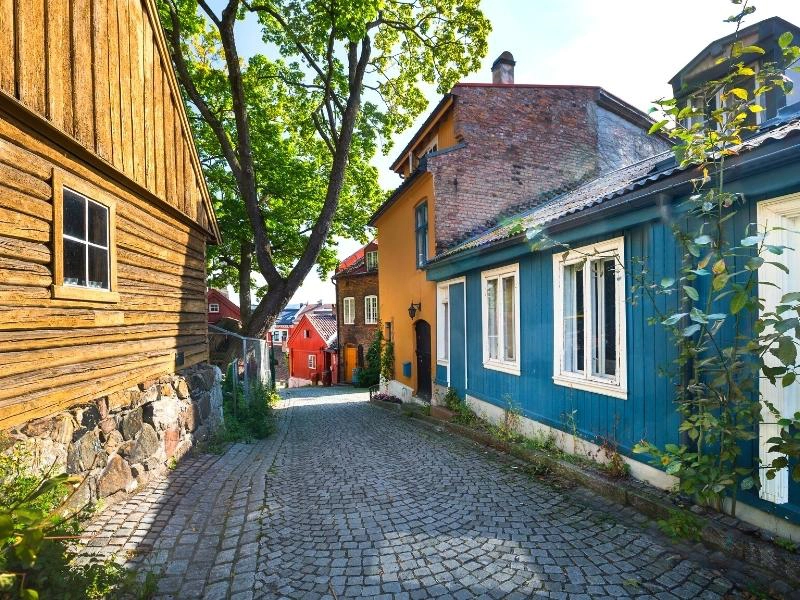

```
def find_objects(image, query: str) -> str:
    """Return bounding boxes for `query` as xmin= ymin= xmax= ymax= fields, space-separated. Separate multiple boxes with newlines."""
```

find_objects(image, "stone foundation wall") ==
xmin=6 ymin=363 xmax=224 ymax=509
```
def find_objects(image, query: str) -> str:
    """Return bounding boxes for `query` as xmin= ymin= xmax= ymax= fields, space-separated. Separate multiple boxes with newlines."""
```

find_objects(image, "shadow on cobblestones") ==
xmin=77 ymin=388 xmax=753 ymax=600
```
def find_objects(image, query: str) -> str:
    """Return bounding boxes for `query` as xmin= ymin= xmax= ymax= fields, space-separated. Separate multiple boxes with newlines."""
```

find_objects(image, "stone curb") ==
xmin=368 ymin=398 xmax=800 ymax=588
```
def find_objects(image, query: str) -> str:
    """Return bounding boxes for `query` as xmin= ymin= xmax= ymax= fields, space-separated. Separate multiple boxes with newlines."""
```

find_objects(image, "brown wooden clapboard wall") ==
xmin=0 ymin=0 xmax=219 ymax=429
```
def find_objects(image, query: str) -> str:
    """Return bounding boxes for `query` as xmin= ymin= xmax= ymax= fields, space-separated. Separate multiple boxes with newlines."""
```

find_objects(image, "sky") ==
xmin=223 ymin=0 xmax=800 ymax=307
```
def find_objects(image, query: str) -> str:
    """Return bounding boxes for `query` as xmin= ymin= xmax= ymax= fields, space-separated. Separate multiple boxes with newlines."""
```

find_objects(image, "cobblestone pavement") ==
xmin=81 ymin=388 xmax=751 ymax=599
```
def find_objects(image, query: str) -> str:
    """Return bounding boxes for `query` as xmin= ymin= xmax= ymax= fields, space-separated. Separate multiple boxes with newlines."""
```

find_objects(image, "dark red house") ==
xmin=287 ymin=311 xmax=337 ymax=387
xmin=207 ymin=288 xmax=241 ymax=325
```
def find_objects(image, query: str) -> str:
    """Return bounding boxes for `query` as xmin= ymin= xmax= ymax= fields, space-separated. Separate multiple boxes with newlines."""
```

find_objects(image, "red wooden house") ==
xmin=207 ymin=288 xmax=241 ymax=326
xmin=287 ymin=311 xmax=338 ymax=387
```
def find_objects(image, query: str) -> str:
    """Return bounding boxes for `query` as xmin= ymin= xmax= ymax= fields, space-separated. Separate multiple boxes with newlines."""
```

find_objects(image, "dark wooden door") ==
xmin=415 ymin=320 xmax=432 ymax=399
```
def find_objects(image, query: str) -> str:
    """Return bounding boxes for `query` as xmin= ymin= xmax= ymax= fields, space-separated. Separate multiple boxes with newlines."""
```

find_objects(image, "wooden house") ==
xmin=207 ymin=288 xmax=241 ymax=326
xmin=0 ymin=0 xmax=219 ymax=430
xmin=423 ymin=18 xmax=800 ymax=535
xmin=286 ymin=312 xmax=337 ymax=387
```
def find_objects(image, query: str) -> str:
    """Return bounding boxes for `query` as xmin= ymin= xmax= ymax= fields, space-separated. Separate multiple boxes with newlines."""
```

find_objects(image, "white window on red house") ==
xmin=364 ymin=295 xmax=378 ymax=325
xmin=209 ymin=303 xmax=220 ymax=313
xmin=308 ymin=354 xmax=316 ymax=369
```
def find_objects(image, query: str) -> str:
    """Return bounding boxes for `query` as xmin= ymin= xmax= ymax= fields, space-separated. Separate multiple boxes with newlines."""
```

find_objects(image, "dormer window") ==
xmin=365 ymin=250 xmax=378 ymax=271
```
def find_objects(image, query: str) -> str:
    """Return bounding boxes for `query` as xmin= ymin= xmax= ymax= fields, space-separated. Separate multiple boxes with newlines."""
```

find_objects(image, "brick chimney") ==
xmin=491 ymin=51 xmax=515 ymax=85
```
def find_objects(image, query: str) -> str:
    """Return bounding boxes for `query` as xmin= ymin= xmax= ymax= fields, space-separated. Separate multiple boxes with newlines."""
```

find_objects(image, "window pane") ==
xmin=88 ymin=201 xmax=108 ymax=246
xmin=563 ymin=264 xmax=584 ymax=373
xmin=487 ymin=278 xmax=499 ymax=359
xmin=786 ymin=65 xmax=800 ymax=106
xmin=443 ymin=301 xmax=449 ymax=360
xmin=88 ymin=246 xmax=109 ymax=289
xmin=591 ymin=259 xmax=617 ymax=377
xmin=63 ymin=238 xmax=86 ymax=286
xmin=63 ymin=190 xmax=86 ymax=240
xmin=503 ymin=276 xmax=515 ymax=361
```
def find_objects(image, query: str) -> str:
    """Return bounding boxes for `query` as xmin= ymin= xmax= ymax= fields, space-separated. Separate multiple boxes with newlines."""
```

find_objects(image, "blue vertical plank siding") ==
xmin=445 ymin=197 xmax=800 ymax=524
xmin=449 ymin=282 xmax=467 ymax=397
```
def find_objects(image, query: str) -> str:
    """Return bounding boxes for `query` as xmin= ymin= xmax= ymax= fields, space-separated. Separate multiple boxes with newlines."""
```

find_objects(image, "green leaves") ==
xmin=683 ymin=285 xmax=700 ymax=301
xmin=648 ymin=119 xmax=670 ymax=134
xmin=779 ymin=32 xmax=795 ymax=49
xmin=770 ymin=336 xmax=798 ymax=367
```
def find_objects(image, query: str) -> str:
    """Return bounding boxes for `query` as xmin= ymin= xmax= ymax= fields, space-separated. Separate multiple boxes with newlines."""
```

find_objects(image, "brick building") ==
xmin=332 ymin=241 xmax=379 ymax=383
xmin=368 ymin=52 xmax=671 ymax=402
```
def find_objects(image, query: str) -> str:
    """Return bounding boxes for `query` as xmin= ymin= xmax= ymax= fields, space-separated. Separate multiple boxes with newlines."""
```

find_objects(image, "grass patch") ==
xmin=202 ymin=381 xmax=278 ymax=454
xmin=657 ymin=509 xmax=703 ymax=541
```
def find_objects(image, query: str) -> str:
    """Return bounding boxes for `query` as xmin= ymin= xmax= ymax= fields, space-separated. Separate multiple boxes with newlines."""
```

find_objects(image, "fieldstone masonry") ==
xmin=6 ymin=363 xmax=223 ymax=510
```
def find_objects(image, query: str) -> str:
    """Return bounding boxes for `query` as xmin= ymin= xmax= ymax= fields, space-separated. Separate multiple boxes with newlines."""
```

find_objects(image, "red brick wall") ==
xmin=428 ymin=85 xmax=670 ymax=251
xmin=335 ymin=272 xmax=379 ymax=379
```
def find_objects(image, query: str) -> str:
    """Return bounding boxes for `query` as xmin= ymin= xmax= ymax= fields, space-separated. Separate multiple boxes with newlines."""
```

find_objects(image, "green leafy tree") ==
xmin=158 ymin=0 xmax=490 ymax=336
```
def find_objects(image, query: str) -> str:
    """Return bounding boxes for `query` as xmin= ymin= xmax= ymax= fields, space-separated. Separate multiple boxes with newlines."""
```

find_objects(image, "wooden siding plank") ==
xmin=0 ymin=323 xmax=207 ymax=351
xmin=0 ymin=206 xmax=49 ymax=242
xmin=107 ymin=0 xmax=123 ymax=169
xmin=117 ymin=0 xmax=133 ymax=175
xmin=0 ymin=0 xmax=14 ymax=94
xmin=143 ymin=25 xmax=155 ymax=192
xmin=153 ymin=57 xmax=165 ymax=199
xmin=45 ymin=0 xmax=73 ymax=133
xmin=130 ymin=0 xmax=145 ymax=184
xmin=71 ymin=0 xmax=95 ymax=147
xmin=163 ymin=77 xmax=176 ymax=207
xmin=15 ymin=0 xmax=46 ymax=113
xmin=92 ymin=0 xmax=111 ymax=160
xmin=0 ymin=236 xmax=49 ymax=264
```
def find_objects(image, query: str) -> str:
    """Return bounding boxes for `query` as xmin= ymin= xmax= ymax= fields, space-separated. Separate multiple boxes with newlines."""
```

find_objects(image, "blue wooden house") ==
xmin=424 ymin=17 xmax=800 ymax=533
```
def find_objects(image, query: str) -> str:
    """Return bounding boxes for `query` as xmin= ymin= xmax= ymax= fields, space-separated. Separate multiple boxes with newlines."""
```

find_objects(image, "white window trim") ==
xmin=209 ymin=303 xmax=220 ymax=313
xmin=481 ymin=264 xmax=521 ymax=376
xmin=552 ymin=237 xmax=627 ymax=399
xmin=437 ymin=283 xmax=450 ymax=365
xmin=343 ymin=297 xmax=355 ymax=325
xmin=308 ymin=354 xmax=317 ymax=369
xmin=364 ymin=295 xmax=378 ymax=325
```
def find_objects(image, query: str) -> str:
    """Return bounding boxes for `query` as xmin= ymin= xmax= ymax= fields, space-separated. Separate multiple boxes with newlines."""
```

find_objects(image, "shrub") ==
xmin=205 ymin=381 xmax=277 ymax=453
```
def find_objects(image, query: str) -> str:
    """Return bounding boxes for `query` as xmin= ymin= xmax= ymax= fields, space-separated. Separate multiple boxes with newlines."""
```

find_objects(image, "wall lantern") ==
xmin=408 ymin=301 xmax=421 ymax=319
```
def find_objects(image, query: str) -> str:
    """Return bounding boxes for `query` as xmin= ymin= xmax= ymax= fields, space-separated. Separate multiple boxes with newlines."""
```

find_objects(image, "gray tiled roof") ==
xmin=433 ymin=116 xmax=800 ymax=263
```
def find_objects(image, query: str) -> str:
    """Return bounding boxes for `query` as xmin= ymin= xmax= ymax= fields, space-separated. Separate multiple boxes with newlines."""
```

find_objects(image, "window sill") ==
xmin=483 ymin=360 xmax=520 ymax=376
xmin=553 ymin=374 xmax=627 ymax=400
xmin=365 ymin=321 xmax=378 ymax=325
xmin=52 ymin=284 xmax=120 ymax=303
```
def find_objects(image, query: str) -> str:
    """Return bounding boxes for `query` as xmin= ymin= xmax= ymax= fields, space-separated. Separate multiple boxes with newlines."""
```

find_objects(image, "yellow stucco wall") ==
xmin=375 ymin=173 xmax=438 ymax=394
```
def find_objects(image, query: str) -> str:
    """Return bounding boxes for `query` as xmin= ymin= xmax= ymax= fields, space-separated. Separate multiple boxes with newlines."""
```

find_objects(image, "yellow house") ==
xmin=369 ymin=52 xmax=670 ymax=402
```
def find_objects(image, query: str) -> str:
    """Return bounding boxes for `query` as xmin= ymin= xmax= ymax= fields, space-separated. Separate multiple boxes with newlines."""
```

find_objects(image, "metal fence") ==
xmin=209 ymin=324 xmax=273 ymax=400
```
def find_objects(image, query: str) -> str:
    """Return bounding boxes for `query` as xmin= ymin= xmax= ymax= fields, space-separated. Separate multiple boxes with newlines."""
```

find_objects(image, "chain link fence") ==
xmin=209 ymin=324 xmax=274 ymax=401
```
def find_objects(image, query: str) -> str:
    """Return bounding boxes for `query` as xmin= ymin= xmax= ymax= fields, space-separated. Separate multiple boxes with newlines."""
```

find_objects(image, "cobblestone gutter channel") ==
xmin=77 ymin=389 xmax=798 ymax=599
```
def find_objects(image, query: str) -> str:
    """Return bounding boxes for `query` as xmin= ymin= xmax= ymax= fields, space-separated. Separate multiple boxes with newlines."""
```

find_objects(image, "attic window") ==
xmin=52 ymin=171 xmax=119 ymax=303
xmin=209 ymin=303 xmax=220 ymax=313
xmin=366 ymin=250 xmax=378 ymax=271
xmin=304 ymin=329 xmax=310 ymax=338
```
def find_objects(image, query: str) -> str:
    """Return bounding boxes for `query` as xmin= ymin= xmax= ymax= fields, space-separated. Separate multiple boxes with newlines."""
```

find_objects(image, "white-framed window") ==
xmin=364 ymin=295 xmax=378 ymax=325
xmin=209 ymin=303 xmax=220 ymax=313
xmin=552 ymin=237 xmax=627 ymax=399
xmin=365 ymin=250 xmax=378 ymax=271
xmin=437 ymin=284 xmax=450 ymax=363
xmin=308 ymin=354 xmax=316 ymax=369
xmin=481 ymin=264 xmax=520 ymax=375
xmin=343 ymin=297 xmax=355 ymax=325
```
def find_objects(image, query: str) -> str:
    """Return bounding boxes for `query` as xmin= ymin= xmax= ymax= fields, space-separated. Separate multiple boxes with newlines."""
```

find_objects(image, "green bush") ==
xmin=360 ymin=328 xmax=383 ymax=388
xmin=205 ymin=381 xmax=277 ymax=453
xmin=0 ymin=438 xmax=157 ymax=599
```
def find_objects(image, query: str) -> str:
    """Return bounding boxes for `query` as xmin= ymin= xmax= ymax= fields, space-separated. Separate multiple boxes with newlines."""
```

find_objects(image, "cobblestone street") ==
xmin=81 ymin=388 xmax=744 ymax=599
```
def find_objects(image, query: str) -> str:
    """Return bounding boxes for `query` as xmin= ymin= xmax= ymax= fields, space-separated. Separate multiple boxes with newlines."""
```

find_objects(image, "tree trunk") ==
xmin=239 ymin=240 xmax=253 ymax=327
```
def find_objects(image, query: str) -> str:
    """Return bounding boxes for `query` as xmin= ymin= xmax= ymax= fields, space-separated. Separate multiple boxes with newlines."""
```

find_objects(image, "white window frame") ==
xmin=365 ymin=250 xmax=378 ymax=271
xmin=208 ymin=303 xmax=220 ymax=313
xmin=481 ymin=264 xmax=521 ymax=376
xmin=364 ymin=295 xmax=378 ymax=325
xmin=437 ymin=283 xmax=450 ymax=364
xmin=308 ymin=354 xmax=316 ymax=369
xmin=552 ymin=237 xmax=627 ymax=399
xmin=343 ymin=297 xmax=355 ymax=325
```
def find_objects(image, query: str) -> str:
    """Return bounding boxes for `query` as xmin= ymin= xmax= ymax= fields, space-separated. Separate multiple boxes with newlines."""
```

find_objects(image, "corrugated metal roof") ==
xmin=432 ymin=116 xmax=800 ymax=262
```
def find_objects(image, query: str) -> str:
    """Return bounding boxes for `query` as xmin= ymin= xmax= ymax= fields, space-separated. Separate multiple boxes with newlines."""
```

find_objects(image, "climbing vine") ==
xmin=629 ymin=1 xmax=800 ymax=514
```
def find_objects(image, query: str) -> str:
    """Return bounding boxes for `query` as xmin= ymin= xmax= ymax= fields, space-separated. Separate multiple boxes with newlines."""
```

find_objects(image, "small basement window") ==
xmin=52 ymin=171 xmax=118 ymax=302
